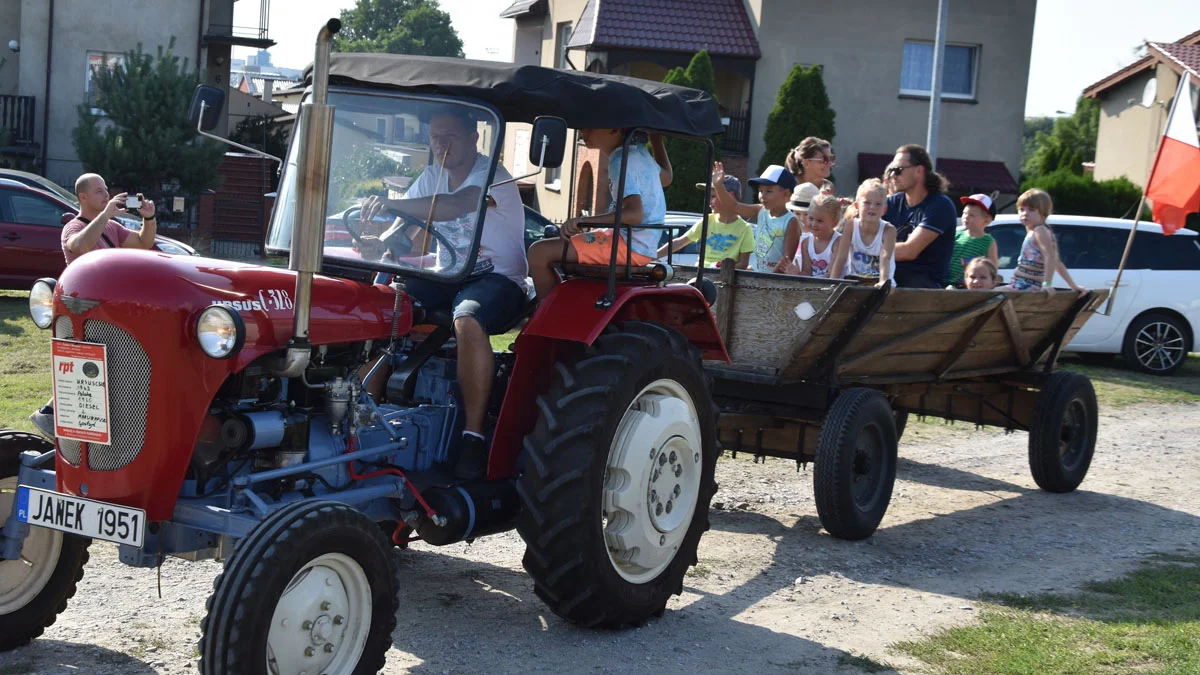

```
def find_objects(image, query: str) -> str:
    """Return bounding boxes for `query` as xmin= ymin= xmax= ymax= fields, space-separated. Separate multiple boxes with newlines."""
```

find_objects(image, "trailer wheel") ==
xmin=893 ymin=410 xmax=909 ymax=441
xmin=198 ymin=501 xmax=398 ymax=675
xmin=814 ymin=389 xmax=898 ymax=540
xmin=517 ymin=321 xmax=718 ymax=628
xmin=1028 ymin=371 xmax=1097 ymax=493
xmin=0 ymin=430 xmax=91 ymax=652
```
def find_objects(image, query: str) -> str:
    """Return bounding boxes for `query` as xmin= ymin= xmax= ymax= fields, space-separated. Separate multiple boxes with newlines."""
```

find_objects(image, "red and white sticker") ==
xmin=51 ymin=339 xmax=111 ymax=445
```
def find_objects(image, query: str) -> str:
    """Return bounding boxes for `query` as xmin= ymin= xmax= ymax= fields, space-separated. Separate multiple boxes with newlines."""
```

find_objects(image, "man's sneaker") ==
xmin=28 ymin=405 xmax=56 ymax=440
xmin=454 ymin=433 xmax=488 ymax=481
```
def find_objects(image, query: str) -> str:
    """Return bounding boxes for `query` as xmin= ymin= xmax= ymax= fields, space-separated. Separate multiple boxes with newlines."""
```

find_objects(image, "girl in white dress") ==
xmin=794 ymin=193 xmax=842 ymax=278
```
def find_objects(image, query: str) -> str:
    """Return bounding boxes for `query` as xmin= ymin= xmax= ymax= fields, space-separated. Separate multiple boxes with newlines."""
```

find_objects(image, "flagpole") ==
xmin=1103 ymin=75 xmax=1187 ymax=316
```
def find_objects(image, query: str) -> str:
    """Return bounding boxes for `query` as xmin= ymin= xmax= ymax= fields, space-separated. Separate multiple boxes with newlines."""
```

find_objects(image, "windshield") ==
xmin=266 ymin=90 xmax=501 ymax=282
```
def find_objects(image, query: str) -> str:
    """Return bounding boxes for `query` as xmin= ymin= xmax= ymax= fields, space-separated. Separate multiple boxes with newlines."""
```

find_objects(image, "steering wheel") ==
xmin=342 ymin=205 xmax=460 ymax=270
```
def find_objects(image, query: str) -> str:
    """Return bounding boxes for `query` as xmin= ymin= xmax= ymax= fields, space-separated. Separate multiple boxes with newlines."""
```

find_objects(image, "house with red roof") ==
xmin=501 ymin=0 xmax=1034 ymax=220
xmin=1084 ymin=30 xmax=1200 ymax=188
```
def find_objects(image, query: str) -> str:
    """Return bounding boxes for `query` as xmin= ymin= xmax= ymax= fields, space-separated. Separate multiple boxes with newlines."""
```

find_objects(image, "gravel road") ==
xmin=3 ymin=402 xmax=1198 ymax=674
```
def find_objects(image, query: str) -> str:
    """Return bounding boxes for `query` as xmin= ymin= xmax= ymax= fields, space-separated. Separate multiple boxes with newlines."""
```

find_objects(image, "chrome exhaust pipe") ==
xmin=276 ymin=18 xmax=340 ymax=378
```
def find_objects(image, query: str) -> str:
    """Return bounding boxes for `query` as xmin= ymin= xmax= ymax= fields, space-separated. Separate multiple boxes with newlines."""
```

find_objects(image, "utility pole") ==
xmin=926 ymin=0 xmax=948 ymax=165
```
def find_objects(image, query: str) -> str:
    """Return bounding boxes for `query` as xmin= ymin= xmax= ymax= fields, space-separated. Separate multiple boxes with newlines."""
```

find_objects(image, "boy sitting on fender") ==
xmin=528 ymin=129 xmax=666 ymax=299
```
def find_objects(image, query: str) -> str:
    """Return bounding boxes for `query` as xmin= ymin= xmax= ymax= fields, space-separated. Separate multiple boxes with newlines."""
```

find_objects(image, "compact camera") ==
xmin=126 ymin=195 xmax=142 ymax=210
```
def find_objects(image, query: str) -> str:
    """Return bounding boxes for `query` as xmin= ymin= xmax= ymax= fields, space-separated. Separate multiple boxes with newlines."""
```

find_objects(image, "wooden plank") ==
xmin=999 ymin=298 xmax=1031 ymax=367
xmin=838 ymin=295 xmax=1004 ymax=371
xmin=840 ymin=346 xmax=1017 ymax=378
xmin=827 ymin=288 xmax=989 ymax=314
xmin=935 ymin=307 xmax=1003 ymax=378
xmin=819 ymin=309 xmax=1061 ymax=337
xmin=841 ymin=317 xmax=1017 ymax=356
xmin=714 ymin=261 xmax=736 ymax=344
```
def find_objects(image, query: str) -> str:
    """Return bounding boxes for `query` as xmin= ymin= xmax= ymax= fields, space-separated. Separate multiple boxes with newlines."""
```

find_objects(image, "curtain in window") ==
xmin=901 ymin=42 xmax=976 ymax=97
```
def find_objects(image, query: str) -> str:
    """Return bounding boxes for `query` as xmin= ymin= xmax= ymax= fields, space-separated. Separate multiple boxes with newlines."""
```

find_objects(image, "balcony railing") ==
xmin=721 ymin=107 xmax=750 ymax=156
xmin=0 ymin=95 xmax=36 ymax=147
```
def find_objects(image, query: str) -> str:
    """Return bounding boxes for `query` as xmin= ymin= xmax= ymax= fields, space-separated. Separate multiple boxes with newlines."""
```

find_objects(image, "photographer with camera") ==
xmin=61 ymin=173 xmax=158 ymax=264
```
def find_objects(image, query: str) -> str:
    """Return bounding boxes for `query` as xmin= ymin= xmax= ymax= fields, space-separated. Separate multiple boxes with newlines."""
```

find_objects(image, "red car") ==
xmin=0 ymin=179 xmax=196 ymax=290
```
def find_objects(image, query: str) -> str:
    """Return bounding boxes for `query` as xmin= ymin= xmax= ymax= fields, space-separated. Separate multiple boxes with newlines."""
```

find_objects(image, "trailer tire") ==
xmin=814 ymin=389 xmax=898 ymax=540
xmin=0 ymin=430 xmax=91 ymax=652
xmin=1028 ymin=371 xmax=1097 ymax=493
xmin=198 ymin=501 xmax=398 ymax=675
xmin=517 ymin=321 xmax=719 ymax=628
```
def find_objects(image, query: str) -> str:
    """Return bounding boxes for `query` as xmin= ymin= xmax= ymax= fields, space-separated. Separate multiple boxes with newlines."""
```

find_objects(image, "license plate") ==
xmin=15 ymin=487 xmax=145 ymax=548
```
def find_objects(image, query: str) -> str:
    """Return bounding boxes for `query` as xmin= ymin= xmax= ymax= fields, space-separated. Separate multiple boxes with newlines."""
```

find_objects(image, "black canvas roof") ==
xmin=304 ymin=53 xmax=723 ymax=137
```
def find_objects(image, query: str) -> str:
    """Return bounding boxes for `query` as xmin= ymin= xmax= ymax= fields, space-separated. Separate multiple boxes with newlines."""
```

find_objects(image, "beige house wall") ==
xmin=1092 ymin=64 xmax=1182 ymax=187
xmin=227 ymin=88 xmax=287 ymax=131
xmin=744 ymin=0 xmax=1034 ymax=191
xmin=14 ymin=0 xmax=224 ymax=185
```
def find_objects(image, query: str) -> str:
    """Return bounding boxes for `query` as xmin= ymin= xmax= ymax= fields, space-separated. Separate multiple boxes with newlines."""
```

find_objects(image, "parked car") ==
xmin=0 ymin=168 xmax=146 ymax=232
xmin=0 ymin=180 xmax=197 ymax=290
xmin=988 ymin=214 xmax=1200 ymax=375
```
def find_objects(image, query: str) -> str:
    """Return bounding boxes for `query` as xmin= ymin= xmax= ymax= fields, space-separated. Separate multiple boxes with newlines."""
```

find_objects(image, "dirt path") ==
xmin=5 ymin=402 xmax=1199 ymax=674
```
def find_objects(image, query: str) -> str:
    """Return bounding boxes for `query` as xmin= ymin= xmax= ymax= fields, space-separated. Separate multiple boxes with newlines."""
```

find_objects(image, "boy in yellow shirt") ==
xmin=658 ymin=175 xmax=754 ymax=269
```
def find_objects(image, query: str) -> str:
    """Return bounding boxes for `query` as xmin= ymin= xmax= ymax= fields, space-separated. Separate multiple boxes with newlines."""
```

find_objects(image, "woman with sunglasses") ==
xmin=785 ymin=137 xmax=836 ymax=187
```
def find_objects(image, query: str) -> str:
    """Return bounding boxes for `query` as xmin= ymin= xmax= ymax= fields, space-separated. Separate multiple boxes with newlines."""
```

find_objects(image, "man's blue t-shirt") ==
xmin=884 ymin=191 xmax=957 ymax=286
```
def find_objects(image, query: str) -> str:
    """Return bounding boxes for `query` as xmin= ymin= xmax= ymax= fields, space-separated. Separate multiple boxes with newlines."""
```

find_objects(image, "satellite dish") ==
xmin=1141 ymin=78 xmax=1158 ymax=107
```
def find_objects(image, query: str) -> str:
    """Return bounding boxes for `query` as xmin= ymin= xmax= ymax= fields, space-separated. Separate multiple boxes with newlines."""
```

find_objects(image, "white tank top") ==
xmin=805 ymin=231 xmax=841 ymax=278
xmin=846 ymin=218 xmax=896 ymax=283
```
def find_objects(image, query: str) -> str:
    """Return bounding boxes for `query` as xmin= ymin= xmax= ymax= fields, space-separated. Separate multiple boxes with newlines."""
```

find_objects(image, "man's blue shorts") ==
xmin=405 ymin=273 xmax=527 ymax=335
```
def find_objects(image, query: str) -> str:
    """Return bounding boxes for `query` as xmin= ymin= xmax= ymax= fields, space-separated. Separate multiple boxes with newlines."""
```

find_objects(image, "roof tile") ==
xmin=567 ymin=0 xmax=760 ymax=59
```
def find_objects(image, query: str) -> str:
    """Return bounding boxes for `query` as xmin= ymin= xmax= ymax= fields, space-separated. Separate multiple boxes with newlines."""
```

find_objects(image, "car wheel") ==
xmin=1122 ymin=312 xmax=1190 ymax=375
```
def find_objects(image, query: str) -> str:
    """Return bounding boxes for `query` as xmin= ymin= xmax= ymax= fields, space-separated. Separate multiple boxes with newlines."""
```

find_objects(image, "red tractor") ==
xmin=1 ymin=19 xmax=728 ymax=674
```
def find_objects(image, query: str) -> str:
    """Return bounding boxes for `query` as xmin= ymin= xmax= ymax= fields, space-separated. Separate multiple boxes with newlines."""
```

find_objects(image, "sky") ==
xmin=234 ymin=0 xmax=1200 ymax=118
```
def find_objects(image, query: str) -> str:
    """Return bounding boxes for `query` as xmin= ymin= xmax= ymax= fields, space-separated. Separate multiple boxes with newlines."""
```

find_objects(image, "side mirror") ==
xmin=542 ymin=224 xmax=560 ymax=239
xmin=187 ymin=85 xmax=226 ymax=132
xmin=529 ymin=116 xmax=567 ymax=169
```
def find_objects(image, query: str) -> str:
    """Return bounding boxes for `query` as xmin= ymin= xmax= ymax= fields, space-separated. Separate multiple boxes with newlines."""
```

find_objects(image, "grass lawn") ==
xmin=895 ymin=552 xmax=1200 ymax=674
xmin=1061 ymin=354 xmax=1200 ymax=408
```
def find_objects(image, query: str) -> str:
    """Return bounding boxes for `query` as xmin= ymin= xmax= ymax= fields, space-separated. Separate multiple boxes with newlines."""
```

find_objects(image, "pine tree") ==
xmin=662 ymin=51 xmax=720 ymax=213
xmin=759 ymin=64 xmax=836 ymax=172
xmin=72 ymin=38 xmax=225 ymax=194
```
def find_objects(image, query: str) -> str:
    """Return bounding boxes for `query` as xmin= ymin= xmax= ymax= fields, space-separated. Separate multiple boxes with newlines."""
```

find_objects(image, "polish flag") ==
xmin=1146 ymin=76 xmax=1200 ymax=235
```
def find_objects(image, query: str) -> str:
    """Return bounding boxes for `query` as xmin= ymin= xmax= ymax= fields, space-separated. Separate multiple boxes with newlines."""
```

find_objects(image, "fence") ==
xmin=721 ymin=108 xmax=751 ymax=156
xmin=0 ymin=95 xmax=37 ymax=154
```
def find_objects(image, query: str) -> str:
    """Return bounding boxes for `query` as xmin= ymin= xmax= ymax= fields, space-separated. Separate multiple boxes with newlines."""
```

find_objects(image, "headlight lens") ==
xmin=28 ymin=279 xmax=56 ymax=329
xmin=196 ymin=306 xmax=244 ymax=359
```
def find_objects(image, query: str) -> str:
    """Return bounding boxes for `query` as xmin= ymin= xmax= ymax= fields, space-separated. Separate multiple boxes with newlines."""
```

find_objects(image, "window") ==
xmin=376 ymin=118 xmax=387 ymax=140
xmin=553 ymin=22 xmax=572 ymax=70
xmin=900 ymin=41 xmax=978 ymax=99
xmin=86 ymin=51 xmax=126 ymax=114
xmin=988 ymin=223 xmax=1025 ymax=269
xmin=8 ymin=192 xmax=66 ymax=227
xmin=1053 ymin=225 xmax=1127 ymax=270
xmin=1128 ymin=231 xmax=1200 ymax=270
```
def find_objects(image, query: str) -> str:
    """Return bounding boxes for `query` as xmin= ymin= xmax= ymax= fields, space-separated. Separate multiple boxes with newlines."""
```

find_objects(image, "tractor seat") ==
xmin=417 ymin=282 xmax=538 ymax=336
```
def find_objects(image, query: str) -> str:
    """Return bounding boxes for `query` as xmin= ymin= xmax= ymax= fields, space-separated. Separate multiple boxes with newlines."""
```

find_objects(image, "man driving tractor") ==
xmin=358 ymin=107 xmax=527 ymax=480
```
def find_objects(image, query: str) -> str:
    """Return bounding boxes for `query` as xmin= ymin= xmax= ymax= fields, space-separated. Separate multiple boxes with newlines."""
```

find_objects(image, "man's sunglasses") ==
xmin=885 ymin=165 xmax=914 ymax=178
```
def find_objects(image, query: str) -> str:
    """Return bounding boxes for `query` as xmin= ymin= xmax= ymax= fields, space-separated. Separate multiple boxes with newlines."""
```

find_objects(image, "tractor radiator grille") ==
xmin=82 ymin=320 xmax=150 ymax=471
xmin=53 ymin=316 xmax=82 ymax=467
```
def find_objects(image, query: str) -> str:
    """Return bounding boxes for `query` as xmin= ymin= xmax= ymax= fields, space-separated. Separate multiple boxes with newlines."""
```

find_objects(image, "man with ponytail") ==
xmin=882 ymin=144 xmax=957 ymax=288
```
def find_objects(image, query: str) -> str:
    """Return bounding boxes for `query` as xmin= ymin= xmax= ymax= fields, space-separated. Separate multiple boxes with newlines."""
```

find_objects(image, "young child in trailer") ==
xmin=962 ymin=257 xmax=1000 ymax=290
xmin=948 ymin=193 xmax=999 ymax=286
xmin=786 ymin=182 xmax=822 ymax=239
xmin=830 ymin=178 xmax=896 ymax=287
xmin=658 ymin=175 xmax=754 ymax=269
xmin=1007 ymin=188 xmax=1085 ymax=295
xmin=528 ymin=128 xmax=666 ymax=299
xmin=792 ymin=193 xmax=842 ymax=278
xmin=712 ymin=161 xmax=801 ymax=273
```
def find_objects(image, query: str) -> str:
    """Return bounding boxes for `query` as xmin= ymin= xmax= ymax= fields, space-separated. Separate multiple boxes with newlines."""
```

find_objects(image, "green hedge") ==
xmin=1019 ymin=170 xmax=1145 ymax=220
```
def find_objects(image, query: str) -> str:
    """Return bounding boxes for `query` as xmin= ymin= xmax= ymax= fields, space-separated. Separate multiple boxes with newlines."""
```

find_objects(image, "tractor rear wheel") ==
xmin=198 ymin=501 xmax=398 ymax=675
xmin=0 ymin=430 xmax=91 ymax=651
xmin=517 ymin=321 xmax=719 ymax=628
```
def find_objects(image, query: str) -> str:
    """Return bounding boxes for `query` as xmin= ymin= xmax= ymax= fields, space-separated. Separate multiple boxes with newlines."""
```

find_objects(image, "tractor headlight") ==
xmin=196 ymin=306 xmax=245 ymax=359
xmin=28 ymin=279 xmax=56 ymax=330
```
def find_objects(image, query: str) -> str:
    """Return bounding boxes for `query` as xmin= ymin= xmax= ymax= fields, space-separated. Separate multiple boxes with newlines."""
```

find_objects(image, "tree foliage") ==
xmin=661 ymin=51 xmax=720 ymax=213
xmin=72 ymin=38 xmax=225 ymax=193
xmin=1020 ymin=169 xmax=1145 ymax=219
xmin=334 ymin=0 xmax=464 ymax=57
xmin=759 ymin=64 xmax=836 ymax=173
xmin=1025 ymin=96 xmax=1100 ymax=178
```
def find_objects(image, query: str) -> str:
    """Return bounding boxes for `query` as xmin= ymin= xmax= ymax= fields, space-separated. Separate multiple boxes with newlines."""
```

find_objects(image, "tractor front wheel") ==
xmin=198 ymin=501 xmax=398 ymax=675
xmin=517 ymin=321 xmax=719 ymax=627
xmin=0 ymin=430 xmax=91 ymax=652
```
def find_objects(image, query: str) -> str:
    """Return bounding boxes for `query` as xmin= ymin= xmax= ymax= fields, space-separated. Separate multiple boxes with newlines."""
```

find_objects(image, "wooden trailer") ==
xmin=690 ymin=264 xmax=1109 ymax=540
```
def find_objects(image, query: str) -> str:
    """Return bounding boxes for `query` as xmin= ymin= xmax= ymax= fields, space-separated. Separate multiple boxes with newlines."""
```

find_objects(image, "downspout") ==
xmin=40 ymin=0 xmax=54 ymax=176
xmin=196 ymin=0 xmax=206 ymax=69
xmin=272 ymin=18 xmax=340 ymax=378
